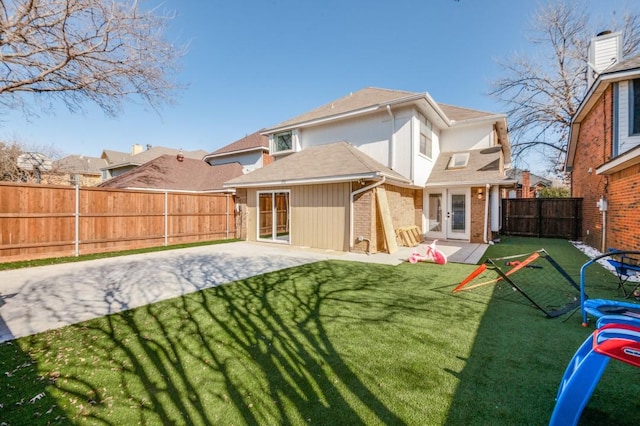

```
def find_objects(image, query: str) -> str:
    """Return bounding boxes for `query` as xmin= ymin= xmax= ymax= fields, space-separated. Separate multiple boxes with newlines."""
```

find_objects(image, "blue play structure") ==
xmin=579 ymin=250 xmax=640 ymax=327
xmin=549 ymin=251 xmax=640 ymax=425
xmin=549 ymin=317 xmax=640 ymax=425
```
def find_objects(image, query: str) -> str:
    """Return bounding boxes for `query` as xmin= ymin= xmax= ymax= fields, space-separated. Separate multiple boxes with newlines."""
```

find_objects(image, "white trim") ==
xmin=203 ymin=147 xmax=268 ymax=161
xmin=256 ymin=190 xmax=292 ymax=245
xmin=224 ymin=172 xmax=413 ymax=189
xmin=596 ymin=145 xmax=640 ymax=175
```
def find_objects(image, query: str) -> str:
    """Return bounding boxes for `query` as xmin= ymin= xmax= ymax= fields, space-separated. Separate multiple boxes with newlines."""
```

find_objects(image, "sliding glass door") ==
xmin=257 ymin=191 xmax=290 ymax=243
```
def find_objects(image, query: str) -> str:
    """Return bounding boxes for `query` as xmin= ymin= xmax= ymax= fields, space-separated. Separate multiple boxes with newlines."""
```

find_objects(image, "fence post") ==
xmin=164 ymin=191 xmax=168 ymax=247
xmin=225 ymin=194 xmax=229 ymax=240
xmin=75 ymin=183 xmax=80 ymax=257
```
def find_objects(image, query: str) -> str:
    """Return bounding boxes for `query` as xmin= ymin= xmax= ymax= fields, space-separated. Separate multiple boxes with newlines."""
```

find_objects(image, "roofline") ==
xmin=116 ymin=186 xmax=235 ymax=194
xmin=100 ymin=162 xmax=142 ymax=171
xmin=425 ymin=178 xmax=517 ymax=188
xmin=449 ymin=113 xmax=508 ymax=126
xmin=567 ymin=67 xmax=640 ymax=168
xmin=262 ymin=92 xmax=453 ymax=134
xmin=596 ymin=143 xmax=640 ymax=175
xmin=223 ymin=171 xmax=413 ymax=188
xmin=203 ymin=146 xmax=268 ymax=161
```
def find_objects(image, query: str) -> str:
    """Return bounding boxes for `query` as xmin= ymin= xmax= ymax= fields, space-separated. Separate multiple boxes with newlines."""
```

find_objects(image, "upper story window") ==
xmin=631 ymin=79 xmax=640 ymax=135
xmin=419 ymin=114 xmax=433 ymax=158
xmin=273 ymin=131 xmax=293 ymax=152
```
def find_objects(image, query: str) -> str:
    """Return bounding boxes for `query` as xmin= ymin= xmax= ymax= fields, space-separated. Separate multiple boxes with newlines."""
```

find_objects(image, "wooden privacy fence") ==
xmin=501 ymin=198 xmax=582 ymax=240
xmin=0 ymin=182 xmax=236 ymax=262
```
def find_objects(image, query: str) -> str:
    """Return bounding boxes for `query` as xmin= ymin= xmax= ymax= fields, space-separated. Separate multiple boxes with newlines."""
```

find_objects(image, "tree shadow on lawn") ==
xmin=3 ymin=258 xmax=452 ymax=425
xmin=444 ymin=240 xmax=640 ymax=426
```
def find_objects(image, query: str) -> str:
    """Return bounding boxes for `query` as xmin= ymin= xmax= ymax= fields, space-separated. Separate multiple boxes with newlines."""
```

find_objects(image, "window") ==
xmin=448 ymin=152 xmax=469 ymax=169
xmin=273 ymin=131 xmax=293 ymax=152
xmin=631 ymin=79 xmax=640 ymax=135
xmin=419 ymin=115 xmax=433 ymax=158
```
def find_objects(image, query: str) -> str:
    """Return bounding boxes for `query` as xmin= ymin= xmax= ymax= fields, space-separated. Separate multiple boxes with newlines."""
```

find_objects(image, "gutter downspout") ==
xmin=483 ymin=184 xmax=490 ymax=244
xmin=386 ymin=105 xmax=395 ymax=170
xmin=350 ymin=176 xmax=386 ymax=251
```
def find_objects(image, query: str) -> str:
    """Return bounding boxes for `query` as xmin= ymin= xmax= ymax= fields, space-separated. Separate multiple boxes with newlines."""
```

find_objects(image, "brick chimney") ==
xmin=522 ymin=170 xmax=531 ymax=198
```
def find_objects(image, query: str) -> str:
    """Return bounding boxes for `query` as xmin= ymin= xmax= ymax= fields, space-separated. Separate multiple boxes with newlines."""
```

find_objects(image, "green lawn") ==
xmin=1 ymin=237 xmax=638 ymax=425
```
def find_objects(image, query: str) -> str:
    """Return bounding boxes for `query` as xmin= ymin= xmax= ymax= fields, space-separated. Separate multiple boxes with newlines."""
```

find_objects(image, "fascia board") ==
xmin=262 ymin=93 xmax=451 ymax=134
xmin=596 ymin=145 xmax=640 ymax=175
xmin=425 ymin=178 xmax=518 ymax=188
xmin=223 ymin=172 xmax=412 ymax=188
xmin=203 ymin=147 xmax=267 ymax=161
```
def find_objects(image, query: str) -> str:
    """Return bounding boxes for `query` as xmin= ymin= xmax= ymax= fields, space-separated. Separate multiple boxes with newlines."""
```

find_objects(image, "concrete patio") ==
xmin=0 ymin=240 xmax=486 ymax=343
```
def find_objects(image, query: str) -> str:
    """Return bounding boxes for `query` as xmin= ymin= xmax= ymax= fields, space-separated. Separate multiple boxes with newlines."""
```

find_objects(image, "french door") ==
xmin=447 ymin=189 xmax=469 ymax=240
xmin=425 ymin=189 xmax=470 ymax=240
xmin=257 ymin=191 xmax=290 ymax=243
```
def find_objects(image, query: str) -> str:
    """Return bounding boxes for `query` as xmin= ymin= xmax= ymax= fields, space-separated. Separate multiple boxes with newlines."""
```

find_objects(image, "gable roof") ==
xmin=101 ymin=146 xmax=208 ymax=170
xmin=99 ymin=155 xmax=242 ymax=192
xmin=204 ymin=131 xmax=269 ymax=160
xmin=223 ymin=141 xmax=412 ymax=188
xmin=567 ymin=52 xmax=640 ymax=169
xmin=264 ymin=87 xmax=504 ymax=133
xmin=426 ymin=146 xmax=516 ymax=187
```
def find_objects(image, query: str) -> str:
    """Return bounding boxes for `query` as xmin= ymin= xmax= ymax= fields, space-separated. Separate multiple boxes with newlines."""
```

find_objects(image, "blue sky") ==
xmin=1 ymin=0 xmax=637 ymax=172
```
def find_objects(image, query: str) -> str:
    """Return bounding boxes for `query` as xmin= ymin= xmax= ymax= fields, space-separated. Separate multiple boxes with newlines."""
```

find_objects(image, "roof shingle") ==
xmin=224 ymin=141 xmax=410 ymax=187
xmin=99 ymin=155 xmax=242 ymax=191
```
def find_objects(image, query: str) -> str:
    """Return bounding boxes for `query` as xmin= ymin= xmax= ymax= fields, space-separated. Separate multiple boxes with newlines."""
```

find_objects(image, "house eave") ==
xmin=596 ymin=145 xmax=640 ymax=175
xmin=262 ymin=92 xmax=453 ymax=134
xmin=224 ymin=171 xmax=413 ymax=188
xmin=203 ymin=146 xmax=268 ymax=162
xmin=425 ymin=178 xmax=517 ymax=188
xmin=568 ymin=68 xmax=640 ymax=169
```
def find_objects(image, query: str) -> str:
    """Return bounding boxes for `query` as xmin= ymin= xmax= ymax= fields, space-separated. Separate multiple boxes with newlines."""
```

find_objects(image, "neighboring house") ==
xmin=503 ymin=169 xmax=552 ymax=198
xmin=99 ymin=154 xmax=241 ymax=192
xmin=566 ymin=31 xmax=640 ymax=252
xmin=100 ymin=144 xmax=207 ymax=181
xmin=224 ymin=87 xmax=515 ymax=253
xmin=47 ymin=155 xmax=107 ymax=186
xmin=203 ymin=131 xmax=273 ymax=173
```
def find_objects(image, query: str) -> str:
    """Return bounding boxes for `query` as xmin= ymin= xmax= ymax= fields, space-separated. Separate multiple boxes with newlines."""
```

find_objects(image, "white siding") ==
xmin=209 ymin=151 xmax=263 ymax=171
xmin=616 ymin=81 xmax=640 ymax=154
xmin=300 ymin=110 xmax=397 ymax=173
xmin=440 ymin=124 xmax=494 ymax=152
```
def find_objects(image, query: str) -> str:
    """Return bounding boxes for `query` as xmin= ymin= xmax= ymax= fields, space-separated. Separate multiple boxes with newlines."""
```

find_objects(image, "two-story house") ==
xmin=566 ymin=31 xmax=640 ymax=252
xmin=224 ymin=87 xmax=514 ymax=254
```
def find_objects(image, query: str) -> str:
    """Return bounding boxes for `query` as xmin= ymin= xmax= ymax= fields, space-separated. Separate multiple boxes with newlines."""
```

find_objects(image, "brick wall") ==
xmin=570 ymin=86 xmax=612 ymax=250
xmin=351 ymin=183 xmax=423 ymax=254
xmin=352 ymin=184 xmax=376 ymax=253
xmin=607 ymin=165 xmax=640 ymax=251
xmin=470 ymin=187 xmax=488 ymax=243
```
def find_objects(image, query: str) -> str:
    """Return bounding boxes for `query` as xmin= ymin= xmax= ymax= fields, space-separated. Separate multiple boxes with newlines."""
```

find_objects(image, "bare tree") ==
xmin=0 ymin=140 xmax=24 ymax=181
xmin=0 ymin=0 xmax=185 ymax=118
xmin=0 ymin=138 xmax=64 ymax=182
xmin=490 ymin=1 xmax=640 ymax=173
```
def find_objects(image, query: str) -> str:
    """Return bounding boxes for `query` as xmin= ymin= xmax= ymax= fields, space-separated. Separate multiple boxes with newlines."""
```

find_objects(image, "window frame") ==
xmin=272 ymin=131 xmax=293 ymax=153
xmin=448 ymin=152 xmax=469 ymax=169
xmin=630 ymin=78 xmax=640 ymax=136
xmin=418 ymin=115 xmax=433 ymax=159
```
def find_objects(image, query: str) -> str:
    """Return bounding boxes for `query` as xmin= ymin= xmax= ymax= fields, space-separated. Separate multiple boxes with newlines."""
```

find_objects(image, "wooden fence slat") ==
xmin=501 ymin=198 xmax=582 ymax=240
xmin=0 ymin=182 xmax=236 ymax=262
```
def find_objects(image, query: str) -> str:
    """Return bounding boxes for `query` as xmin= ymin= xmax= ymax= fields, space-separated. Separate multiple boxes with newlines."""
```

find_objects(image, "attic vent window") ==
xmin=448 ymin=153 xmax=469 ymax=169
